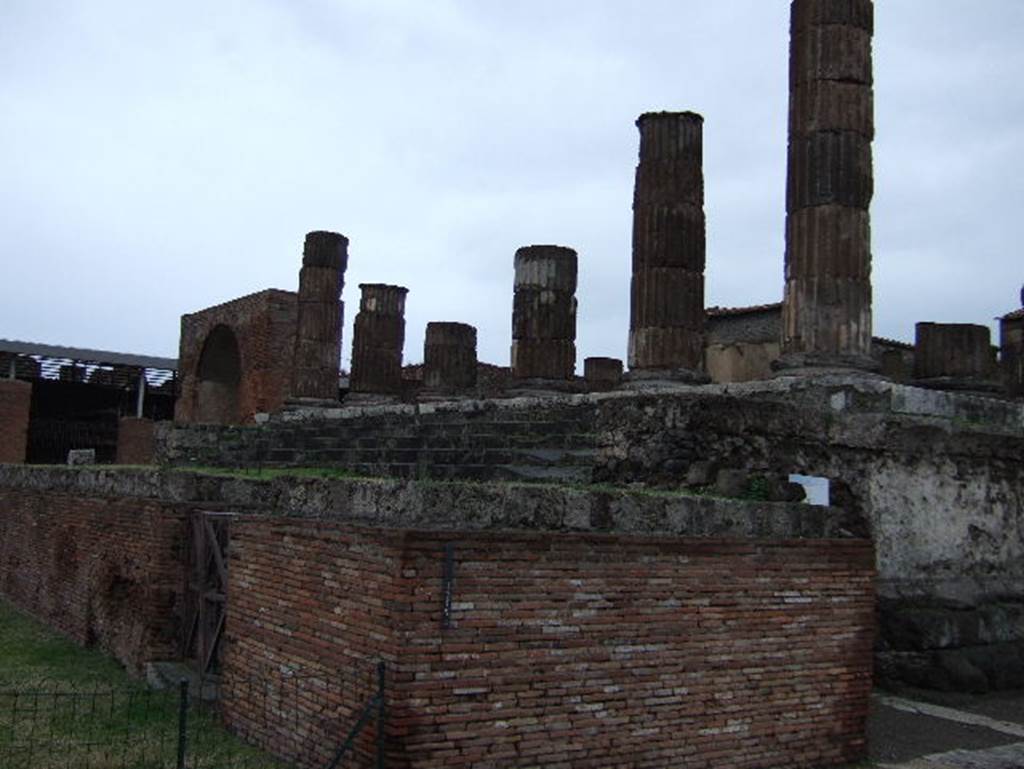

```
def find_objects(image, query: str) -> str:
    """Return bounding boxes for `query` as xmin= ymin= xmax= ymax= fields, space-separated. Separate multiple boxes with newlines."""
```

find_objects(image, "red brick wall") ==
xmin=224 ymin=520 xmax=875 ymax=769
xmin=222 ymin=518 xmax=403 ymax=768
xmin=0 ymin=379 xmax=31 ymax=464
xmin=116 ymin=417 xmax=156 ymax=464
xmin=0 ymin=489 xmax=188 ymax=673
xmin=175 ymin=289 xmax=299 ymax=424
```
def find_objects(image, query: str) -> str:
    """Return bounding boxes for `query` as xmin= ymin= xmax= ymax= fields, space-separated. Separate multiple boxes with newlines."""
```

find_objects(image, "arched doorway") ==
xmin=195 ymin=325 xmax=241 ymax=424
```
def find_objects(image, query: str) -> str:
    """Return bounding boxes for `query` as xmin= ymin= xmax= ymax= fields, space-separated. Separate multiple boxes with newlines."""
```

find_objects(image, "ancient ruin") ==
xmin=628 ymin=111 xmax=707 ymax=381
xmin=510 ymin=245 xmax=578 ymax=382
xmin=291 ymin=230 xmax=348 ymax=403
xmin=423 ymin=321 xmax=477 ymax=394
xmin=779 ymin=0 xmax=875 ymax=372
xmin=2 ymin=2 xmax=1023 ymax=768
xmin=913 ymin=322 xmax=1000 ymax=393
xmin=349 ymin=283 xmax=408 ymax=397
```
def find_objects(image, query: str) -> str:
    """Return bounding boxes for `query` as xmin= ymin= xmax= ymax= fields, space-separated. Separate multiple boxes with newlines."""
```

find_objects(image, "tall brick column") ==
xmin=778 ymin=0 xmax=876 ymax=373
xmin=292 ymin=230 xmax=348 ymax=401
xmin=1000 ymin=308 xmax=1024 ymax=398
xmin=350 ymin=284 xmax=408 ymax=396
xmin=913 ymin=323 xmax=999 ymax=393
xmin=424 ymin=322 xmax=477 ymax=394
xmin=511 ymin=245 xmax=578 ymax=381
xmin=628 ymin=112 xmax=708 ymax=382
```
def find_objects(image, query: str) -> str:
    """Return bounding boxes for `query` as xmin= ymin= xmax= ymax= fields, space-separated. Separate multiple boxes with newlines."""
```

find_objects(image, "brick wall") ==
xmin=223 ymin=519 xmax=875 ymax=769
xmin=175 ymin=289 xmax=299 ymax=424
xmin=116 ymin=417 xmax=156 ymax=464
xmin=0 ymin=489 xmax=187 ymax=673
xmin=0 ymin=379 xmax=32 ymax=463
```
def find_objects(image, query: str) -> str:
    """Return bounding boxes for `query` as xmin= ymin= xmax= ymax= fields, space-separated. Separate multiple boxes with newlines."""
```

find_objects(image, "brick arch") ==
xmin=195 ymin=324 xmax=242 ymax=424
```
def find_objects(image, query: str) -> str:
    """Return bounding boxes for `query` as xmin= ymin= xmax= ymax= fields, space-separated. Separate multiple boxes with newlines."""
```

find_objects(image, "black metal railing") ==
xmin=0 ymin=665 xmax=386 ymax=769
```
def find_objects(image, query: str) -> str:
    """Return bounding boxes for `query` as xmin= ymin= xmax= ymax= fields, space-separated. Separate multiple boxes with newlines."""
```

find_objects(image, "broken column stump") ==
xmin=291 ymin=230 xmax=348 ymax=402
xmin=584 ymin=357 xmax=623 ymax=392
xmin=913 ymin=322 xmax=1000 ymax=393
xmin=423 ymin=322 xmax=478 ymax=396
xmin=1001 ymin=307 xmax=1024 ymax=398
xmin=627 ymin=111 xmax=709 ymax=384
xmin=350 ymin=284 xmax=408 ymax=399
xmin=777 ymin=0 xmax=878 ymax=374
xmin=510 ymin=245 xmax=578 ymax=385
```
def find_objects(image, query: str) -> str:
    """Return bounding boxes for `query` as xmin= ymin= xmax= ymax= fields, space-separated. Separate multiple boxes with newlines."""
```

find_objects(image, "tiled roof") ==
xmin=1002 ymin=308 xmax=1024 ymax=321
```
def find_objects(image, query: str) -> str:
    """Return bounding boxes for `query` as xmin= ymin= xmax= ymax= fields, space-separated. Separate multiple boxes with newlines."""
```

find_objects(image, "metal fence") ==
xmin=0 ymin=667 xmax=385 ymax=769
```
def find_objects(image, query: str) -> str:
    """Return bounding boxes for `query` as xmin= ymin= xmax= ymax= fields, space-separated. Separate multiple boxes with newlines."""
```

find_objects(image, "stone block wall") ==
xmin=0 ymin=379 xmax=32 ymax=463
xmin=0 ymin=487 xmax=187 ymax=673
xmin=175 ymin=289 xmax=299 ymax=424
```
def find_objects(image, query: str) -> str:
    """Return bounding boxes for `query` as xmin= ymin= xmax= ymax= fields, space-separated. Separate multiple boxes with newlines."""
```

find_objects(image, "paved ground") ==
xmin=868 ymin=687 xmax=1024 ymax=768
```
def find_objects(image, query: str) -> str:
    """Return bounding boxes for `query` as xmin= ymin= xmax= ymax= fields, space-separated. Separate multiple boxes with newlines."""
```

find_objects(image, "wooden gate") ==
xmin=182 ymin=511 xmax=234 ymax=675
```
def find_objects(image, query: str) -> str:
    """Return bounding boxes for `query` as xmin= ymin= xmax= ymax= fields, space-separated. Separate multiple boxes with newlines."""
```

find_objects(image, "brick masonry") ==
xmin=0 ymin=379 xmax=31 ymax=463
xmin=223 ymin=519 xmax=875 ymax=768
xmin=116 ymin=417 xmax=156 ymax=464
xmin=0 ymin=467 xmax=875 ymax=768
xmin=175 ymin=289 xmax=299 ymax=424
xmin=0 ymin=488 xmax=187 ymax=673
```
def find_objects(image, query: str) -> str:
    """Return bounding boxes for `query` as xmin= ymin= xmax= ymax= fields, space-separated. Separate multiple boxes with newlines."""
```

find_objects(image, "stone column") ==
xmin=511 ymin=245 xmax=577 ymax=381
xmin=778 ymin=0 xmax=876 ymax=372
xmin=584 ymin=356 xmax=623 ymax=392
xmin=628 ymin=111 xmax=708 ymax=382
xmin=292 ymin=230 xmax=348 ymax=401
xmin=424 ymin=322 xmax=477 ymax=394
xmin=350 ymin=284 xmax=408 ymax=396
xmin=1001 ymin=309 xmax=1024 ymax=398
xmin=913 ymin=322 xmax=999 ymax=393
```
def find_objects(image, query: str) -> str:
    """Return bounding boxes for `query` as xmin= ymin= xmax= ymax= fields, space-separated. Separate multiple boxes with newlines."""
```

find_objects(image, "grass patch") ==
xmin=0 ymin=600 xmax=291 ymax=768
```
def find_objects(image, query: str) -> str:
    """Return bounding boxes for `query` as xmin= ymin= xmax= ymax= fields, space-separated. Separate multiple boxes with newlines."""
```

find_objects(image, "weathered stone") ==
xmin=786 ymin=131 xmax=873 ymax=212
xmin=789 ymin=80 xmax=873 ymax=139
xmin=1001 ymin=309 xmax=1024 ymax=398
xmin=685 ymin=460 xmax=718 ymax=487
xmin=513 ymin=245 xmax=578 ymax=293
xmin=631 ymin=204 xmax=706 ymax=271
xmin=511 ymin=246 xmax=578 ymax=381
xmin=424 ymin=322 xmax=477 ymax=392
xmin=629 ymin=111 xmax=707 ymax=376
xmin=913 ymin=322 xmax=1000 ymax=392
xmin=350 ymin=284 xmax=408 ymax=396
xmin=67 ymin=449 xmax=96 ymax=466
xmin=789 ymin=25 xmax=873 ymax=87
xmin=714 ymin=469 xmax=751 ymax=498
xmin=780 ymin=0 xmax=875 ymax=371
xmin=512 ymin=289 xmax=577 ymax=340
xmin=292 ymin=231 xmax=347 ymax=401
xmin=790 ymin=0 xmax=874 ymax=33
xmin=583 ymin=357 xmax=623 ymax=392
xmin=510 ymin=339 xmax=576 ymax=381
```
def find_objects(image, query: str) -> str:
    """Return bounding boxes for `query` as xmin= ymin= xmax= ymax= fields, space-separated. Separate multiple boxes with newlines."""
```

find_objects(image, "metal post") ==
xmin=176 ymin=678 xmax=189 ymax=769
xmin=376 ymin=661 xmax=386 ymax=769
xmin=136 ymin=370 xmax=147 ymax=418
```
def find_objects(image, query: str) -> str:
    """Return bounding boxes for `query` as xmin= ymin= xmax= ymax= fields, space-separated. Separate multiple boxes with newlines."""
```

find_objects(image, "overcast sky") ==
xmin=2 ymin=1 xmax=1022 ymax=371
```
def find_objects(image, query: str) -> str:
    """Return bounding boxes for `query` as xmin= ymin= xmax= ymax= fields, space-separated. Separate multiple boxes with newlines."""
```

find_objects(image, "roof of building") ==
xmin=1001 ymin=308 xmax=1024 ymax=321
xmin=0 ymin=339 xmax=177 ymax=371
